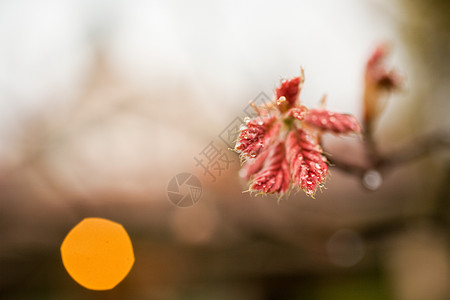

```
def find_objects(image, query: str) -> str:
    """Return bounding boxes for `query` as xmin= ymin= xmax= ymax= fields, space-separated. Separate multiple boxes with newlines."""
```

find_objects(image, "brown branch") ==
xmin=325 ymin=156 xmax=366 ymax=177
xmin=377 ymin=128 xmax=450 ymax=170
xmin=325 ymin=128 xmax=450 ymax=179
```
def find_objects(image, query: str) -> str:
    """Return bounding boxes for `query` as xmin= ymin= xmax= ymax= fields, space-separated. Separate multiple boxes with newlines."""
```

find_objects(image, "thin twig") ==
xmin=377 ymin=128 xmax=450 ymax=170
xmin=327 ymin=128 xmax=450 ymax=177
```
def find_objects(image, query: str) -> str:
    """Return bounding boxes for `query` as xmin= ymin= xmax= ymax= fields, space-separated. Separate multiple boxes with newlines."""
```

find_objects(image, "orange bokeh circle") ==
xmin=61 ymin=218 xmax=134 ymax=290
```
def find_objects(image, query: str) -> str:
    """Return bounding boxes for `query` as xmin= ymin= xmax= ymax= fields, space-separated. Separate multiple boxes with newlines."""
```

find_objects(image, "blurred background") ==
xmin=0 ymin=0 xmax=449 ymax=299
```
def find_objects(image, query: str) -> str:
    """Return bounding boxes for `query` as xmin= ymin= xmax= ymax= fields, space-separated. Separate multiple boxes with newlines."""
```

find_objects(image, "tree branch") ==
xmin=327 ymin=128 xmax=450 ymax=180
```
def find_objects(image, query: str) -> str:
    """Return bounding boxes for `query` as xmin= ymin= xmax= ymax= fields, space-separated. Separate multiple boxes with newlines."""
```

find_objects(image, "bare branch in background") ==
xmin=327 ymin=45 xmax=449 ymax=190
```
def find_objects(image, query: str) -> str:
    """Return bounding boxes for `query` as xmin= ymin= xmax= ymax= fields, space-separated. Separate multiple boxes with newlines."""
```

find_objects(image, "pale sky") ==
xmin=0 ymin=0 xmax=405 ymax=140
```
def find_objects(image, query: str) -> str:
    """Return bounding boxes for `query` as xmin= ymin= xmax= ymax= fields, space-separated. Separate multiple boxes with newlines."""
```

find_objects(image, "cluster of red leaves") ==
xmin=234 ymin=71 xmax=361 ymax=197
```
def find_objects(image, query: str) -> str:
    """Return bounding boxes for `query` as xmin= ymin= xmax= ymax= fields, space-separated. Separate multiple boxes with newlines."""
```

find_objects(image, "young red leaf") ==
xmin=239 ymin=148 xmax=270 ymax=180
xmin=275 ymin=73 xmax=304 ymax=109
xmin=234 ymin=116 xmax=280 ymax=160
xmin=363 ymin=44 xmax=402 ymax=124
xmin=250 ymin=142 xmax=291 ymax=194
xmin=304 ymin=109 xmax=361 ymax=134
xmin=286 ymin=106 xmax=309 ymax=121
xmin=285 ymin=129 xmax=328 ymax=196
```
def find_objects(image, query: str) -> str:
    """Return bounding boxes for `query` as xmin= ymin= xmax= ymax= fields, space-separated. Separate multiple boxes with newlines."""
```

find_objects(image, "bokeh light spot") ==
xmin=362 ymin=169 xmax=383 ymax=191
xmin=61 ymin=217 xmax=134 ymax=290
xmin=326 ymin=229 xmax=365 ymax=267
